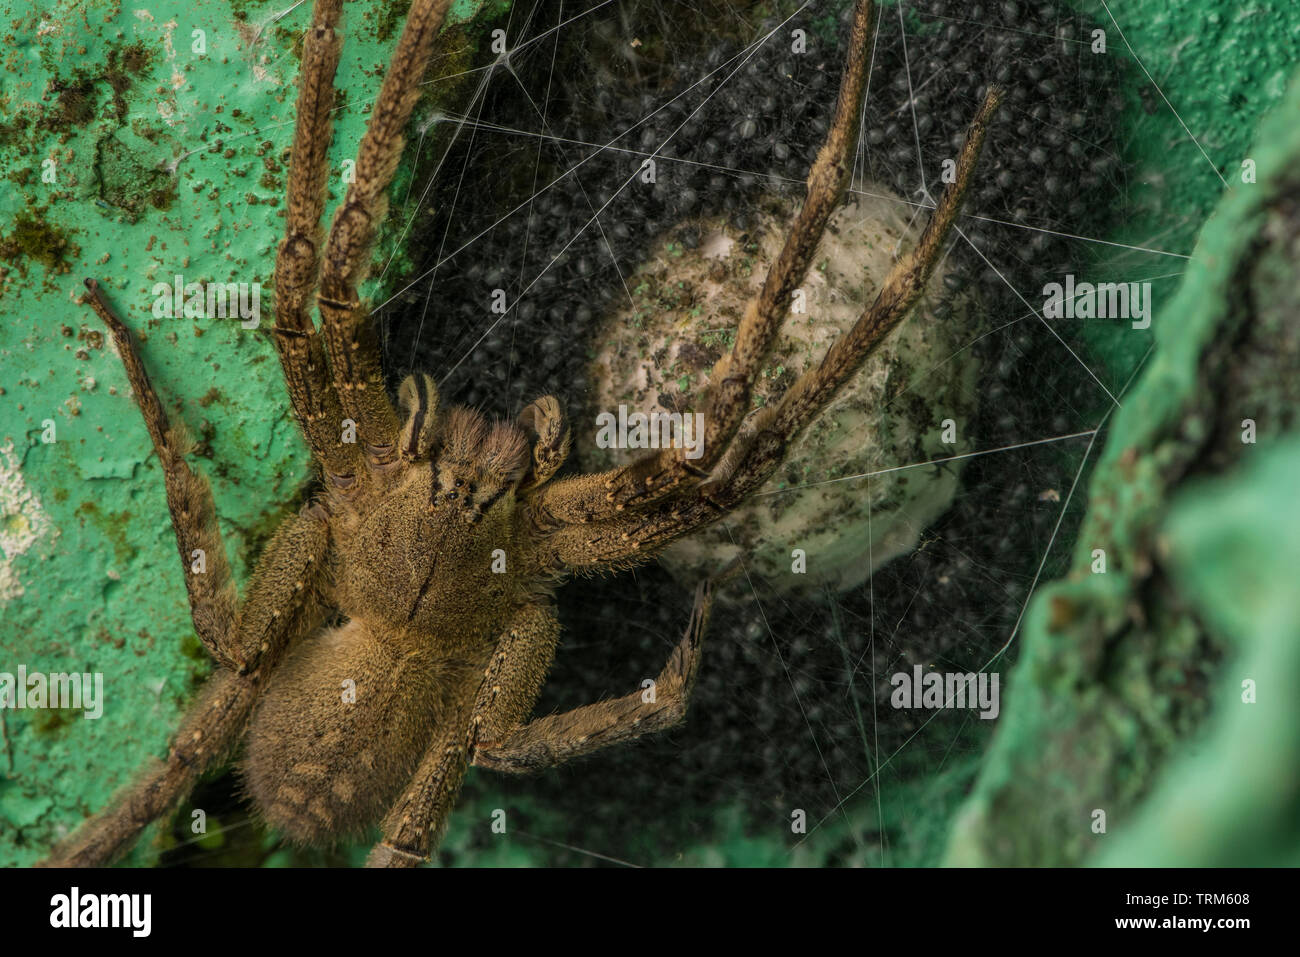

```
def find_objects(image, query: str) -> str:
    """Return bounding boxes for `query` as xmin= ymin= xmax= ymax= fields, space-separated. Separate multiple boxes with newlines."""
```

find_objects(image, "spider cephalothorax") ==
xmin=42 ymin=0 xmax=999 ymax=868
xmin=242 ymin=398 xmax=539 ymax=845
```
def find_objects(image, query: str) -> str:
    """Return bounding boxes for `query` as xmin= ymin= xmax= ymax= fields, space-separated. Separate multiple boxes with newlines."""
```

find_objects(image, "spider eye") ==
xmin=454 ymin=478 xmax=464 ymax=488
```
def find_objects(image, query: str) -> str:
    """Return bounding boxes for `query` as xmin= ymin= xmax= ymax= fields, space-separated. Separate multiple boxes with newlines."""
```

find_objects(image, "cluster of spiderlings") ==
xmin=385 ymin=0 xmax=1130 ymax=863
xmin=387 ymin=1 xmax=1124 ymax=411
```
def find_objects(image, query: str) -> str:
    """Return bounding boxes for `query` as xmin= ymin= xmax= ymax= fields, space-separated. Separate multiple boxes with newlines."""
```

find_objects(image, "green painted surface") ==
xmin=1085 ymin=0 xmax=1300 ymax=381
xmin=1097 ymin=437 xmax=1300 ymax=866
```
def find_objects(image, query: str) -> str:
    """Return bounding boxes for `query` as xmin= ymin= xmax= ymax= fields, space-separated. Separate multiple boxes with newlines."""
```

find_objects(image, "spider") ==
xmin=40 ymin=0 xmax=999 ymax=867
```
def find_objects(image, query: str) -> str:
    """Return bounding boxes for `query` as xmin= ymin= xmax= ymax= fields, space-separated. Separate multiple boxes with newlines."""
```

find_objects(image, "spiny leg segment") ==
xmin=41 ymin=671 xmax=257 ymax=868
xmin=535 ymin=87 xmax=1004 ymax=571
xmin=63 ymin=253 xmax=335 ymax=866
xmin=536 ymin=0 xmax=877 ymax=526
xmin=366 ymin=604 xmax=561 ymax=868
xmin=316 ymin=0 xmax=456 ymax=466
xmin=473 ymin=582 xmax=713 ymax=775
xmin=366 ymin=585 xmax=712 ymax=867
xmin=275 ymin=0 xmax=456 ymax=476
xmin=83 ymin=279 xmax=241 ymax=671
xmin=699 ymin=88 xmax=1006 ymax=507
xmin=272 ymin=0 xmax=360 ymax=484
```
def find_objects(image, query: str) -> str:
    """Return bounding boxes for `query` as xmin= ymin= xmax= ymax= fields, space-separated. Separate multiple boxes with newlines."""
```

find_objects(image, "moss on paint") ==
xmin=0 ymin=209 xmax=82 ymax=275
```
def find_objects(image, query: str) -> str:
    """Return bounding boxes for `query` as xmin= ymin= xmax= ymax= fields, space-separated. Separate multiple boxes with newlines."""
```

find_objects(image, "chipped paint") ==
xmin=0 ymin=441 xmax=56 ymax=604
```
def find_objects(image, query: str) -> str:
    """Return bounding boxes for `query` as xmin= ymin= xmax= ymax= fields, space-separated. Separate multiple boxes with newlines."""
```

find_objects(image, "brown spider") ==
xmin=41 ymin=0 xmax=999 ymax=868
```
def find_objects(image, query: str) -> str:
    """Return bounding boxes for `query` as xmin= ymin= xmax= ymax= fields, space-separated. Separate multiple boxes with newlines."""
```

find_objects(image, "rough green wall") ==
xmin=1098 ymin=437 xmax=1300 ymax=866
xmin=1083 ymin=0 xmax=1300 ymax=379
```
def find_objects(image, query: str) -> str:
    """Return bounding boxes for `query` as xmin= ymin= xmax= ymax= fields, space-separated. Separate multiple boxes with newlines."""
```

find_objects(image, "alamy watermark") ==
xmin=50 ymin=887 xmax=151 ymax=937
xmin=594 ymin=405 xmax=705 ymax=460
xmin=152 ymin=274 xmax=261 ymax=328
xmin=890 ymin=665 xmax=999 ymax=720
xmin=1042 ymin=274 xmax=1152 ymax=329
xmin=0 ymin=666 xmax=104 ymax=719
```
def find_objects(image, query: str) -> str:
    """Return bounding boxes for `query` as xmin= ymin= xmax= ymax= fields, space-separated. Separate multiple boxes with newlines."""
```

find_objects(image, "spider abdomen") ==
xmin=242 ymin=618 xmax=475 ymax=843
